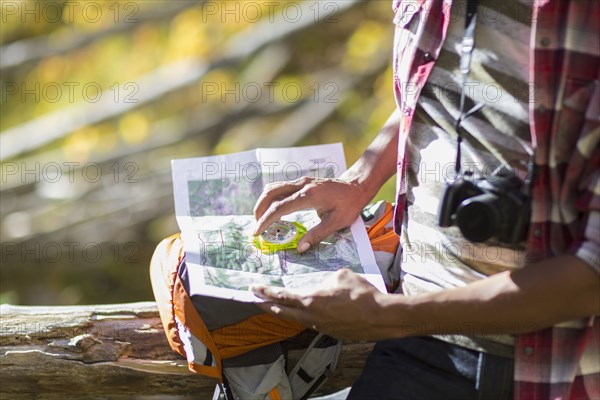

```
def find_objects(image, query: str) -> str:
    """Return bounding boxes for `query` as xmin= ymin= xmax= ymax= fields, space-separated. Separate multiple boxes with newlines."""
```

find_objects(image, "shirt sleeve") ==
xmin=570 ymin=170 xmax=600 ymax=274
xmin=568 ymin=83 xmax=600 ymax=274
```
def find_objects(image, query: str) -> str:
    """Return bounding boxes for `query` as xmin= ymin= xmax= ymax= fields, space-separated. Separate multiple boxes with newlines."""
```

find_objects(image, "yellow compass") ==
xmin=253 ymin=221 xmax=307 ymax=254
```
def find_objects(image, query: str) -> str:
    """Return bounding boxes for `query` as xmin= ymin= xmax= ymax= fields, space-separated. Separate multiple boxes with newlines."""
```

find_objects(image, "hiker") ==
xmin=251 ymin=0 xmax=600 ymax=398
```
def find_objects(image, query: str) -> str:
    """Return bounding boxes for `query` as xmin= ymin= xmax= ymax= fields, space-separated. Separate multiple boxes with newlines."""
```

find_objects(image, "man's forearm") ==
xmin=379 ymin=254 xmax=600 ymax=337
xmin=341 ymin=109 xmax=400 ymax=201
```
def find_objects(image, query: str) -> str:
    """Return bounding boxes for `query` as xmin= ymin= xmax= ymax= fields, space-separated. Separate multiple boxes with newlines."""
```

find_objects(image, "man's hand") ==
xmin=251 ymin=269 xmax=395 ymax=340
xmin=252 ymin=110 xmax=401 ymax=253
xmin=252 ymin=254 xmax=600 ymax=341
xmin=252 ymin=176 xmax=370 ymax=253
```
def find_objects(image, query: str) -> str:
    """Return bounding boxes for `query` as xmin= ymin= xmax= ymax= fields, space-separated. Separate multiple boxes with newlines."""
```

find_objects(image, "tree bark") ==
xmin=0 ymin=302 xmax=372 ymax=399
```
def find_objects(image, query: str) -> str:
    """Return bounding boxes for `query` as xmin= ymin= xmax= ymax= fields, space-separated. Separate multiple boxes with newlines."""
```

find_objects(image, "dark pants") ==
xmin=348 ymin=336 xmax=514 ymax=400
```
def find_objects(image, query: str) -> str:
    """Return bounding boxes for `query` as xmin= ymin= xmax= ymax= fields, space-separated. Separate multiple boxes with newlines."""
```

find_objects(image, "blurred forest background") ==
xmin=0 ymin=0 xmax=397 ymax=306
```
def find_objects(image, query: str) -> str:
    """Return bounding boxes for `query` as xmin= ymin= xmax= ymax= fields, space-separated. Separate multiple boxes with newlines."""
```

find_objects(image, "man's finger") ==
xmin=335 ymin=267 xmax=356 ymax=283
xmin=253 ymin=182 xmax=299 ymax=220
xmin=256 ymin=302 xmax=315 ymax=327
xmin=253 ymin=192 xmax=311 ymax=235
xmin=296 ymin=216 xmax=347 ymax=253
xmin=251 ymin=285 xmax=306 ymax=308
xmin=253 ymin=178 xmax=312 ymax=220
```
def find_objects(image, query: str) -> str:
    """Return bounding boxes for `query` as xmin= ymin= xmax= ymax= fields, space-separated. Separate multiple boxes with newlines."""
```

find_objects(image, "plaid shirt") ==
xmin=391 ymin=0 xmax=600 ymax=399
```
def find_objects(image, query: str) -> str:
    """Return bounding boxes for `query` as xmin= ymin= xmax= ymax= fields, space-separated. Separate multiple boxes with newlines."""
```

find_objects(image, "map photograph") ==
xmin=189 ymin=211 xmax=363 ymax=291
xmin=188 ymin=175 xmax=263 ymax=216
xmin=187 ymin=163 xmax=338 ymax=218
xmin=172 ymin=144 xmax=382 ymax=300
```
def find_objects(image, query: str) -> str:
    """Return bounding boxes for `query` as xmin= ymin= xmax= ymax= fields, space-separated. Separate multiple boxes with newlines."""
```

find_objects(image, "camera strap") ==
xmin=454 ymin=0 xmax=485 ymax=175
xmin=453 ymin=0 xmax=537 ymax=194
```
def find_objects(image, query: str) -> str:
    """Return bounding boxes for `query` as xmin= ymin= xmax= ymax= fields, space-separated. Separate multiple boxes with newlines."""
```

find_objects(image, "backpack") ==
xmin=149 ymin=201 xmax=400 ymax=400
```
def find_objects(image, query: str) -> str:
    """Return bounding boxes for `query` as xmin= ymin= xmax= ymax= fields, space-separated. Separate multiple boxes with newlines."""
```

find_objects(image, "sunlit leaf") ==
xmin=63 ymin=126 xmax=100 ymax=161
xmin=118 ymin=112 xmax=149 ymax=145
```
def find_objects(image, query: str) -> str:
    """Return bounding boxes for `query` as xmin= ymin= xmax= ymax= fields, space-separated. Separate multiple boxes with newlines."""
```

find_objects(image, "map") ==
xmin=171 ymin=143 xmax=384 ymax=301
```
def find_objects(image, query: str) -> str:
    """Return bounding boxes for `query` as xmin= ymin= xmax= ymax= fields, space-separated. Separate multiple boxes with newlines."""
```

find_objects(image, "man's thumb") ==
xmin=297 ymin=221 xmax=337 ymax=253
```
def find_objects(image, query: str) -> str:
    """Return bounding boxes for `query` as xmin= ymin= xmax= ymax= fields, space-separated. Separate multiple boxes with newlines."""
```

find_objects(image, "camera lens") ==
xmin=455 ymin=193 xmax=502 ymax=242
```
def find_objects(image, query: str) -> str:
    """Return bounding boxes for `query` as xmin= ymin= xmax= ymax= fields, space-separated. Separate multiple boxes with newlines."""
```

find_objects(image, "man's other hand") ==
xmin=251 ymin=269 xmax=393 ymax=340
xmin=252 ymin=176 xmax=370 ymax=253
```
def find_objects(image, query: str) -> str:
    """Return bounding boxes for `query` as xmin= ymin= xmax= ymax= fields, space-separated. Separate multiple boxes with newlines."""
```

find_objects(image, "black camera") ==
xmin=437 ymin=167 xmax=530 ymax=244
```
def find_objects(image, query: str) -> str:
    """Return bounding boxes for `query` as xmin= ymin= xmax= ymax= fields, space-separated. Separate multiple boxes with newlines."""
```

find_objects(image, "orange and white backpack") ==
xmin=150 ymin=201 xmax=400 ymax=400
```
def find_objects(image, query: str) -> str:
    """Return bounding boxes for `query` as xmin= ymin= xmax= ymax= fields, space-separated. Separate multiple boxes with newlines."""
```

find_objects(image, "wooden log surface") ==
xmin=0 ymin=302 xmax=373 ymax=399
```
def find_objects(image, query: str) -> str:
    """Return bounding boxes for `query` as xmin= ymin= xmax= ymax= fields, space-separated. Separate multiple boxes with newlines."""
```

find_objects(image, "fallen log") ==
xmin=0 ymin=302 xmax=373 ymax=399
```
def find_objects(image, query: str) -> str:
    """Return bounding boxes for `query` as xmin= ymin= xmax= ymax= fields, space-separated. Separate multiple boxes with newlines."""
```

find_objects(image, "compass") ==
xmin=253 ymin=220 xmax=307 ymax=254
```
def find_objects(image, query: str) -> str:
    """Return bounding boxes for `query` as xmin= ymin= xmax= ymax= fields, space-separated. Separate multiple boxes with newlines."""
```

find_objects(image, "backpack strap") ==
xmin=363 ymin=201 xmax=401 ymax=292
xmin=288 ymin=333 xmax=342 ymax=400
xmin=267 ymin=387 xmax=283 ymax=400
xmin=366 ymin=201 xmax=400 ymax=254
xmin=173 ymin=271 xmax=223 ymax=379
xmin=150 ymin=233 xmax=223 ymax=381
xmin=150 ymin=233 xmax=187 ymax=358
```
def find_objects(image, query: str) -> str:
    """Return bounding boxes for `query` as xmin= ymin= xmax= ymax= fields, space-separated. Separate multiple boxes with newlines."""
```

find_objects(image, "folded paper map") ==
xmin=171 ymin=143 xmax=385 ymax=302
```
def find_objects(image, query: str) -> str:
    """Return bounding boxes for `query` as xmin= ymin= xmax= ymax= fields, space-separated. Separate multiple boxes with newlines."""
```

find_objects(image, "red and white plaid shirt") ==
xmin=391 ymin=0 xmax=599 ymax=399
